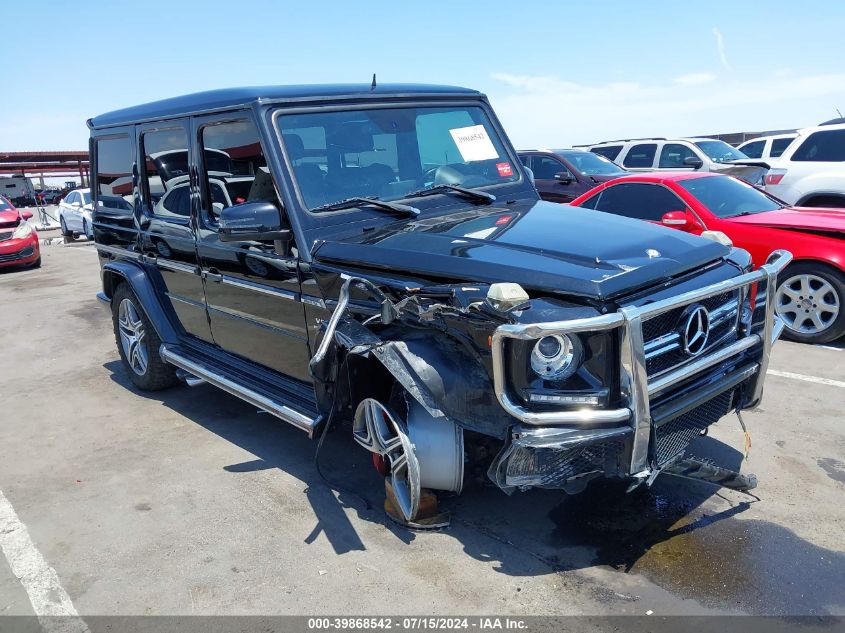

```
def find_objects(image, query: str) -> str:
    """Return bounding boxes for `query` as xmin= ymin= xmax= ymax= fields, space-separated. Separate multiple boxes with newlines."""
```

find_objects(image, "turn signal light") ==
xmin=764 ymin=170 xmax=786 ymax=186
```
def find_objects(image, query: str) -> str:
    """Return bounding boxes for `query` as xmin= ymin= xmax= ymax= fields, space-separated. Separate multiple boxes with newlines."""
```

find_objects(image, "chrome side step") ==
xmin=159 ymin=343 xmax=321 ymax=437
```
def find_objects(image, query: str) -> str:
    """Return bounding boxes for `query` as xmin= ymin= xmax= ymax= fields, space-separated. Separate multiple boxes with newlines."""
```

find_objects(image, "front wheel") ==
xmin=83 ymin=219 xmax=93 ymax=240
xmin=775 ymin=263 xmax=845 ymax=344
xmin=111 ymin=284 xmax=178 ymax=390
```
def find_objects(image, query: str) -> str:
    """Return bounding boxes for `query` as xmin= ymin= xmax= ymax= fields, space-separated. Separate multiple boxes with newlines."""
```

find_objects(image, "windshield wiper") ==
xmin=405 ymin=184 xmax=496 ymax=204
xmin=310 ymin=196 xmax=420 ymax=216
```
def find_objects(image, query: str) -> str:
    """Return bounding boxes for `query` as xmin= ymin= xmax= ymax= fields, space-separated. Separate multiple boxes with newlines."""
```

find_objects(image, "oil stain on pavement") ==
xmin=547 ymin=479 xmax=845 ymax=615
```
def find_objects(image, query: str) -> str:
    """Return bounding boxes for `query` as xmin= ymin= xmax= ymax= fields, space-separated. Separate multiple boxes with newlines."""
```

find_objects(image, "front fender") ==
xmin=101 ymin=260 xmax=180 ymax=344
xmin=371 ymin=330 xmax=513 ymax=439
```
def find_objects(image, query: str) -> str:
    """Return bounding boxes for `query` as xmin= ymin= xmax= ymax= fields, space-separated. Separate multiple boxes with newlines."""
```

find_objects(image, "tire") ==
xmin=83 ymin=219 xmax=93 ymax=240
xmin=60 ymin=216 xmax=72 ymax=237
xmin=111 ymin=283 xmax=179 ymax=390
xmin=775 ymin=262 xmax=845 ymax=344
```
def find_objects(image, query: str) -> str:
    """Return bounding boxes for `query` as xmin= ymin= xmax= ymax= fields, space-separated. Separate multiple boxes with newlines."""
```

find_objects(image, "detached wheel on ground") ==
xmin=775 ymin=262 xmax=845 ymax=344
xmin=111 ymin=283 xmax=179 ymax=390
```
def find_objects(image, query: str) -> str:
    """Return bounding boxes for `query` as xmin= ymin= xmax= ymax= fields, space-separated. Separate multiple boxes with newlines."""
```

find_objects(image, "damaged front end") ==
xmin=488 ymin=250 xmax=791 ymax=495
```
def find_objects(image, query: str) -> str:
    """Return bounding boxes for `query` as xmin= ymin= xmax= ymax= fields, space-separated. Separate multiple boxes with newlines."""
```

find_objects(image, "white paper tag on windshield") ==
xmin=449 ymin=125 xmax=499 ymax=162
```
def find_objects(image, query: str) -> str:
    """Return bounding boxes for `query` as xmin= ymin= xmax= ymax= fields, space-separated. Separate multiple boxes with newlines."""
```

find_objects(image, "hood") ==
xmin=729 ymin=206 xmax=845 ymax=233
xmin=312 ymin=200 xmax=729 ymax=300
xmin=0 ymin=210 xmax=22 ymax=228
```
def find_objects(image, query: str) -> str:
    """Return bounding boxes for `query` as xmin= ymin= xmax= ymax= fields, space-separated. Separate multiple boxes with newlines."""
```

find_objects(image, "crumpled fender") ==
xmin=369 ymin=330 xmax=513 ymax=439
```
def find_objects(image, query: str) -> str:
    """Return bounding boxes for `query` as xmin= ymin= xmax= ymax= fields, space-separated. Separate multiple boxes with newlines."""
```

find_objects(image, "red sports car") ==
xmin=0 ymin=195 xmax=40 ymax=270
xmin=570 ymin=172 xmax=845 ymax=344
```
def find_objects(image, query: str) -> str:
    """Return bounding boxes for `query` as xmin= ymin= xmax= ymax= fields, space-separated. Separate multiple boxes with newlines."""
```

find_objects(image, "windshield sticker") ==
xmin=449 ymin=125 xmax=499 ymax=162
xmin=496 ymin=161 xmax=513 ymax=177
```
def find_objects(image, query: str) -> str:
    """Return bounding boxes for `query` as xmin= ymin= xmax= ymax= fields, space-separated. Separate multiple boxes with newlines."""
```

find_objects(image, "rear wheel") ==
xmin=111 ymin=283 xmax=178 ymax=390
xmin=775 ymin=263 xmax=845 ymax=344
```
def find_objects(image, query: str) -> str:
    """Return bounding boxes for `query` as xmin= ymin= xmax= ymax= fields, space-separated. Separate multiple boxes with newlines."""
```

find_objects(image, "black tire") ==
xmin=60 ymin=216 xmax=72 ymax=237
xmin=776 ymin=262 xmax=845 ymax=344
xmin=111 ymin=283 xmax=179 ymax=391
xmin=83 ymin=219 xmax=92 ymax=240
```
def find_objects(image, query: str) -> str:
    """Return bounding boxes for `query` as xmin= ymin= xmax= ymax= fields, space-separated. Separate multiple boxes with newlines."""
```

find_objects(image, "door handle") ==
xmin=203 ymin=268 xmax=223 ymax=282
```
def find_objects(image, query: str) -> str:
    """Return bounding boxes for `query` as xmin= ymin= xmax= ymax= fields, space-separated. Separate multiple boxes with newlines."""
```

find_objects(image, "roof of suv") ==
xmin=587 ymin=137 xmax=719 ymax=146
xmin=89 ymin=83 xmax=481 ymax=129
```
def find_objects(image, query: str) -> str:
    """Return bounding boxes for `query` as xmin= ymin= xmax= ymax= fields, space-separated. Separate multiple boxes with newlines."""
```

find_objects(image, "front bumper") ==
xmin=0 ymin=234 xmax=40 ymax=267
xmin=490 ymin=250 xmax=791 ymax=489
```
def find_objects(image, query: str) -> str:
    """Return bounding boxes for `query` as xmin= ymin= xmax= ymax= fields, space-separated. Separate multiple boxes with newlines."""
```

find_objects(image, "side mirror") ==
xmin=683 ymin=156 xmax=704 ymax=169
xmin=21 ymin=211 xmax=33 ymax=220
xmin=554 ymin=172 xmax=574 ymax=184
xmin=661 ymin=210 xmax=690 ymax=227
xmin=218 ymin=201 xmax=290 ymax=242
xmin=523 ymin=166 xmax=535 ymax=185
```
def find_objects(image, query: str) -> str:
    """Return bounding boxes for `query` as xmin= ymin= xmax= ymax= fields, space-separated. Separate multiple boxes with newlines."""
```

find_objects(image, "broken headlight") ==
xmin=529 ymin=334 xmax=582 ymax=381
xmin=506 ymin=330 xmax=617 ymax=410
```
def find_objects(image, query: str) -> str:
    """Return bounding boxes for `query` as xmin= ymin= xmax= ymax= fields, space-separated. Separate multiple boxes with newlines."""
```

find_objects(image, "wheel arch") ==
xmin=795 ymin=192 xmax=845 ymax=207
xmin=102 ymin=260 xmax=180 ymax=344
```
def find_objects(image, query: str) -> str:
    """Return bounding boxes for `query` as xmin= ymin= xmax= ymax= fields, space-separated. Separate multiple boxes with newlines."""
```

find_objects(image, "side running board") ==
xmin=159 ymin=343 xmax=322 ymax=437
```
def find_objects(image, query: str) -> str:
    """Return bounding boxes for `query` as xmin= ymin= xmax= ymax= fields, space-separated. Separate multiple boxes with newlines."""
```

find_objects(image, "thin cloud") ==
xmin=674 ymin=72 xmax=717 ymax=86
xmin=487 ymin=71 xmax=845 ymax=147
xmin=712 ymin=27 xmax=732 ymax=71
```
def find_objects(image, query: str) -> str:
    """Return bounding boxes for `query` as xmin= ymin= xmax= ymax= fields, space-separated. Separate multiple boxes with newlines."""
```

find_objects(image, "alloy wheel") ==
xmin=117 ymin=298 xmax=149 ymax=375
xmin=353 ymin=398 xmax=421 ymax=521
xmin=776 ymin=273 xmax=840 ymax=335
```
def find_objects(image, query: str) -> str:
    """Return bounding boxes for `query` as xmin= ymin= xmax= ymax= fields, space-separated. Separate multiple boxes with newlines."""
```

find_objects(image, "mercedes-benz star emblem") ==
xmin=682 ymin=305 xmax=710 ymax=356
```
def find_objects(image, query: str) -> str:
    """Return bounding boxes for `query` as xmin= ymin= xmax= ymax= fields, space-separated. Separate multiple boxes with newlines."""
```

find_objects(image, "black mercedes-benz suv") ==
xmin=89 ymin=84 xmax=790 ymax=526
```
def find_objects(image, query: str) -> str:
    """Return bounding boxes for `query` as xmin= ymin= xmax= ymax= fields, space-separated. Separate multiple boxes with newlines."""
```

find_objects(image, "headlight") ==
xmin=13 ymin=222 xmax=32 ymax=238
xmin=529 ymin=334 xmax=582 ymax=381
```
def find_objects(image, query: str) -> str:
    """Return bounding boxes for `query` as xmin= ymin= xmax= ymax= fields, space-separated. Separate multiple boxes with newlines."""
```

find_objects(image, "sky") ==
xmin=2 ymin=0 xmax=845 ymax=154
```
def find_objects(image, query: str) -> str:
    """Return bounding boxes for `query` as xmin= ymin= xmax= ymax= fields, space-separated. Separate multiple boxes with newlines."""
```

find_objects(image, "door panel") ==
xmin=136 ymin=121 xmax=213 ymax=342
xmin=193 ymin=113 xmax=312 ymax=383
xmin=531 ymin=155 xmax=579 ymax=202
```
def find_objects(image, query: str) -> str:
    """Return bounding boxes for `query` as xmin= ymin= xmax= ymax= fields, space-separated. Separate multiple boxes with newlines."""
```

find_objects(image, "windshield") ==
xmin=275 ymin=105 xmax=519 ymax=212
xmin=0 ymin=196 xmax=11 ymax=211
xmin=678 ymin=175 xmax=783 ymax=218
xmin=557 ymin=150 xmax=626 ymax=176
xmin=693 ymin=140 xmax=748 ymax=164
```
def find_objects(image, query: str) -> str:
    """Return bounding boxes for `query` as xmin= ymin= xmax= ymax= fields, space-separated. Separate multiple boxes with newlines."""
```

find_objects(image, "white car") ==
xmin=764 ymin=122 xmax=845 ymax=207
xmin=737 ymin=133 xmax=797 ymax=161
xmin=584 ymin=137 xmax=767 ymax=184
xmin=58 ymin=188 xmax=94 ymax=239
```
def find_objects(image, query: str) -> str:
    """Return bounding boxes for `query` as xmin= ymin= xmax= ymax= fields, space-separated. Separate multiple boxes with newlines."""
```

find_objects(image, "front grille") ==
xmin=0 ymin=245 xmax=34 ymax=263
xmin=505 ymin=439 xmax=625 ymax=489
xmin=654 ymin=390 xmax=734 ymax=466
xmin=0 ymin=230 xmax=13 ymax=242
xmin=643 ymin=291 xmax=739 ymax=378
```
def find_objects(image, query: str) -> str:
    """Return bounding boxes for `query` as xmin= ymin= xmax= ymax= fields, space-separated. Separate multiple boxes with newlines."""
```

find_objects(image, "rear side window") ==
xmin=590 ymin=182 xmax=684 ymax=221
xmin=770 ymin=137 xmax=794 ymax=158
xmin=591 ymin=145 xmax=622 ymax=161
xmin=140 ymin=127 xmax=191 ymax=218
xmin=658 ymin=143 xmax=698 ymax=167
xmin=623 ymin=144 xmax=657 ymax=168
xmin=201 ymin=118 xmax=269 ymax=219
xmin=739 ymin=140 xmax=765 ymax=159
xmin=95 ymin=135 xmax=133 ymax=212
xmin=791 ymin=129 xmax=845 ymax=162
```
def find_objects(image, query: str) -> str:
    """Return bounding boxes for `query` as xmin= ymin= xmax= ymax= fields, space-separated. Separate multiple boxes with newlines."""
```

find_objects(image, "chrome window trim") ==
xmin=491 ymin=250 xmax=793 ymax=470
